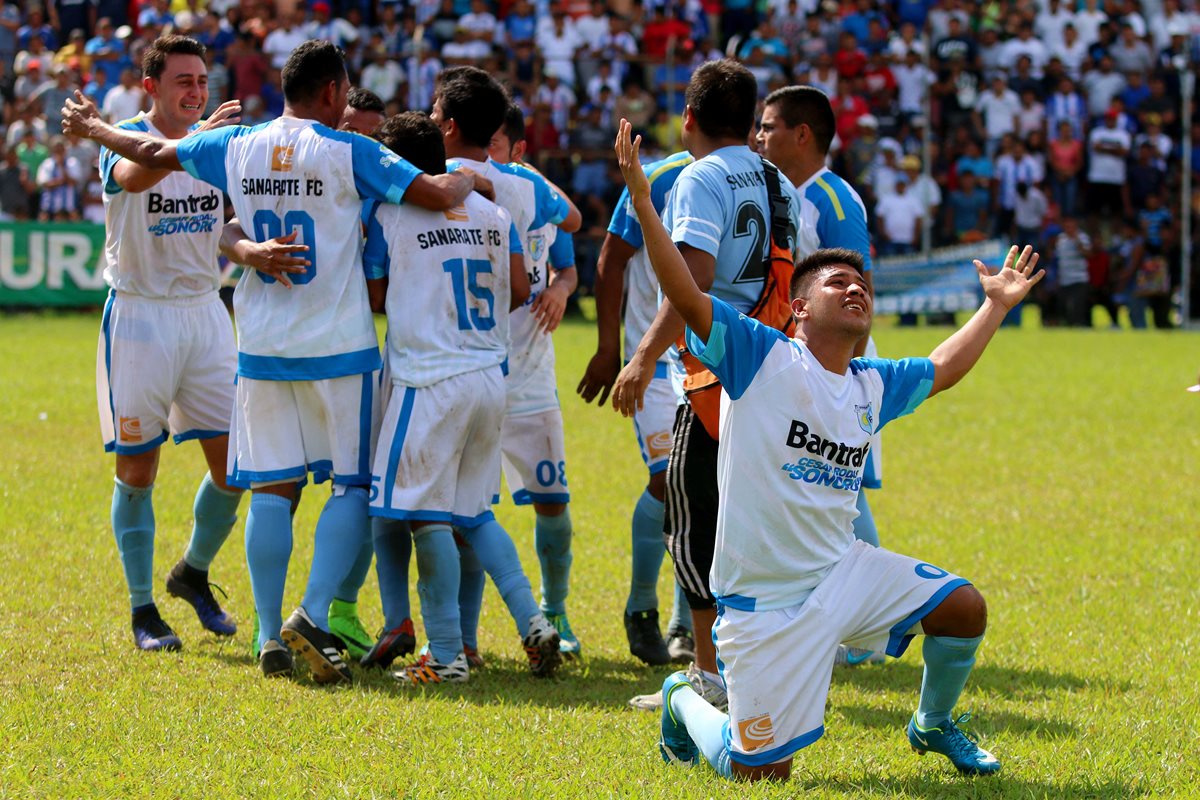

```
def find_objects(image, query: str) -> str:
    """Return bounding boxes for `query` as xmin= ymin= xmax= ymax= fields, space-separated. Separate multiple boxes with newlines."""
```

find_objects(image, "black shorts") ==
xmin=663 ymin=403 xmax=719 ymax=610
xmin=1088 ymin=182 xmax=1123 ymax=215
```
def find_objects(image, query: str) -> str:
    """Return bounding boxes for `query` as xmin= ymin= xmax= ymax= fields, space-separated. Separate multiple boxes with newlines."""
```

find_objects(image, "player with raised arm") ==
xmin=616 ymin=119 xmax=1043 ymax=781
xmin=362 ymin=111 xmax=535 ymax=683
xmin=577 ymin=151 xmax=698 ymax=671
xmin=63 ymin=40 xmax=476 ymax=681
xmin=94 ymin=34 xmax=245 ymax=653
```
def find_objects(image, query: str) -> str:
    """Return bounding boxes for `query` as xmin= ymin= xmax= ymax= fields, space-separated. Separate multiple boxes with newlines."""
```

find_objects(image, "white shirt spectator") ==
xmin=307 ymin=17 xmax=359 ymax=49
xmin=809 ymin=65 xmax=838 ymax=99
xmin=459 ymin=10 xmax=498 ymax=40
xmin=875 ymin=190 xmax=924 ymax=245
xmin=893 ymin=62 xmax=934 ymax=114
xmin=1082 ymin=68 xmax=1126 ymax=117
xmin=102 ymin=84 xmax=145 ymax=123
xmin=534 ymin=80 xmax=577 ymax=132
xmin=361 ymin=59 xmax=405 ymax=104
xmin=1014 ymin=185 xmax=1048 ymax=229
xmin=537 ymin=24 xmax=583 ymax=86
xmin=263 ymin=24 xmax=308 ymax=69
xmin=442 ymin=39 xmax=492 ymax=60
xmin=1002 ymin=36 xmax=1049 ymax=76
xmin=907 ymin=173 xmax=942 ymax=216
xmin=1035 ymin=5 xmax=1075 ymax=51
xmin=1073 ymin=6 xmax=1107 ymax=45
xmin=574 ymin=10 xmax=610 ymax=51
xmin=1050 ymin=37 xmax=1089 ymax=78
xmin=1016 ymin=100 xmax=1046 ymax=138
xmin=976 ymin=87 xmax=1020 ymax=140
xmin=1055 ymin=230 xmax=1091 ymax=286
xmin=1088 ymin=125 xmax=1132 ymax=184
xmin=586 ymin=71 xmax=621 ymax=105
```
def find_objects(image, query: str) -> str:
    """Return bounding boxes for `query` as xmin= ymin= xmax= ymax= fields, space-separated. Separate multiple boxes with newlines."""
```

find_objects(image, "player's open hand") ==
xmin=577 ymin=347 xmax=620 ymax=405
xmin=531 ymin=280 xmax=568 ymax=334
xmin=614 ymin=119 xmax=650 ymax=205
xmin=976 ymin=244 xmax=1044 ymax=310
xmin=611 ymin=353 xmax=654 ymax=417
xmin=197 ymin=100 xmax=242 ymax=132
xmin=61 ymin=90 xmax=101 ymax=138
xmin=244 ymin=230 xmax=310 ymax=288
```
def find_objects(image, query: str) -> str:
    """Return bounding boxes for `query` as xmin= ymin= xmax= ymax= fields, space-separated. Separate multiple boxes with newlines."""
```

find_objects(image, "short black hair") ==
xmin=499 ymin=102 xmax=525 ymax=146
xmin=282 ymin=40 xmax=347 ymax=105
xmin=434 ymin=65 xmax=509 ymax=148
xmin=142 ymin=34 xmax=206 ymax=81
xmin=347 ymin=86 xmax=385 ymax=114
xmin=685 ymin=59 xmax=758 ymax=141
xmin=789 ymin=247 xmax=866 ymax=299
xmin=376 ymin=112 xmax=446 ymax=176
xmin=763 ymin=85 xmax=836 ymax=154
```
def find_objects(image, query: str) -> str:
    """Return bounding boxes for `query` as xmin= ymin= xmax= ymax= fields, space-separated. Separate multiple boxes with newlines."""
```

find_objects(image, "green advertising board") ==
xmin=0 ymin=221 xmax=109 ymax=307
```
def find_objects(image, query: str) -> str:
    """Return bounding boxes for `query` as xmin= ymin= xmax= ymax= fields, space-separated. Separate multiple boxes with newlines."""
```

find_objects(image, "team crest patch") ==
xmin=528 ymin=233 xmax=546 ymax=263
xmin=737 ymin=713 xmax=776 ymax=752
xmin=271 ymin=145 xmax=295 ymax=172
xmin=119 ymin=417 xmax=142 ymax=442
xmin=854 ymin=402 xmax=874 ymax=434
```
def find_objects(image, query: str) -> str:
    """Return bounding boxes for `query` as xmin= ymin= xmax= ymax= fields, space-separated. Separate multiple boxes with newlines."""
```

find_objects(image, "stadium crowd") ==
xmin=1 ymin=0 xmax=1195 ymax=326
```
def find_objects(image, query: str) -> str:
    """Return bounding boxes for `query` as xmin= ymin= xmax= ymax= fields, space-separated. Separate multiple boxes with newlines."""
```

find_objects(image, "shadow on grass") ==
xmin=794 ymin=772 xmax=1149 ymax=799
xmin=833 ymin=660 xmax=1133 ymax=698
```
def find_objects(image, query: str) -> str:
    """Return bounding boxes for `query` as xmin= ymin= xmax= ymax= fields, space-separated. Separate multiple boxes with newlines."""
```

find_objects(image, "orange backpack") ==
xmin=675 ymin=160 xmax=797 ymax=440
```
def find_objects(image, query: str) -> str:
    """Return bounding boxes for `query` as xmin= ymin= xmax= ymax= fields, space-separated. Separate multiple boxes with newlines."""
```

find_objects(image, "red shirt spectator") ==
xmin=227 ymin=34 xmax=268 ymax=102
xmin=642 ymin=11 xmax=690 ymax=60
xmin=833 ymin=32 xmax=867 ymax=80
xmin=835 ymin=95 xmax=871 ymax=143
xmin=524 ymin=107 xmax=560 ymax=162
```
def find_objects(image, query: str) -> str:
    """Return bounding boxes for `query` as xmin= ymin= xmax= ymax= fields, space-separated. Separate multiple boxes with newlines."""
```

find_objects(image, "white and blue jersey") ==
xmin=363 ymin=193 xmax=521 ymax=387
xmin=687 ymin=297 xmax=934 ymax=612
xmin=174 ymin=116 xmax=422 ymax=381
xmin=99 ymin=116 xmax=224 ymax=299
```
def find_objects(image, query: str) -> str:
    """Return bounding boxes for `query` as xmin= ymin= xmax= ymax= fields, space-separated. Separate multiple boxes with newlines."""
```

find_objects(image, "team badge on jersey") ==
xmin=271 ymin=145 xmax=295 ymax=171
xmin=855 ymin=402 xmax=874 ymax=434
xmin=737 ymin=713 xmax=776 ymax=752
xmin=527 ymin=233 xmax=546 ymax=263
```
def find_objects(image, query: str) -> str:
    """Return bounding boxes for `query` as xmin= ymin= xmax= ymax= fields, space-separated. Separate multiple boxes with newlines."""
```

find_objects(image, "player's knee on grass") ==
xmin=533 ymin=501 xmax=567 ymax=517
xmin=732 ymin=758 xmax=792 ymax=782
xmin=647 ymin=471 xmax=667 ymax=502
xmin=115 ymin=450 xmax=160 ymax=488
xmin=922 ymin=584 xmax=987 ymax=639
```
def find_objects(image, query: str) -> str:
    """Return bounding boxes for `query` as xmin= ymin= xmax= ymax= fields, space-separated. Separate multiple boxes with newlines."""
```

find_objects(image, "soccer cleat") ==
xmin=522 ymin=613 xmax=562 ymax=677
xmin=280 ymin=607 xmax=352 ymax=684
xmin=165 ymin=559 xmax=237 ymax=636
xmin=666 ymin=626 xmax=695 ymax=664
xmin=907 ymin=714 xmax=1002 ymax=775
xmin=419 ymin=641 xmax=485 ymax=669
xmin=360 ymin=619 xmax=416 ymax=669
xmin=685 ymin=662 xmax=728 ymax=713
xmin=328 ymin=599 xmax=373 ymax=660
xmin=546 ymin=612 xmax=581 ymax=659
xmin=625 ymin=609 xmax=671 ymax=666
xmin=131 ymin=605 xmax=182 ymax=652
xmin=628 ymin=689 xmax=664 ymax=712
xmin=659 ymin=671 xmax=699 ymax=766
xmin=834 ymin=644 xmax=887 ymax=666
xmin=259 ymin=639 xmax=294 ymax=678
xmin=393 ymin=651 xmax=469 ymax=685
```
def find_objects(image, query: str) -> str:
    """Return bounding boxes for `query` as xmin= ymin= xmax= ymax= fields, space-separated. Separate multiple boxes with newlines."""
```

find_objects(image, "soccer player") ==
xmin=616 ymin=119 xmax=1043 ymax=781
xmin=94 ymin=34 xmax=245 ymax=652
xmin=63 ymin=40 xmax=479 ymax=681
xmin=363 ymin=110 xmax=548 ymax=683
xmin=610 ymin=59 xmax=803 ymax=708
xmin=339 ymin=86 xmax=385 ymax=136
xmin=577 ymin=150 xmax=697 ymax=669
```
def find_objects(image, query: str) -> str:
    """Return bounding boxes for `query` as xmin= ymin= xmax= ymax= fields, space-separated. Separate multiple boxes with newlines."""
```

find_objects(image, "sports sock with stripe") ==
xmin=301 ymin=485 xmax=369 ymax=631
xmin=411 ymin=523 xmax=462 ymax=664
xmin=627 ymin=489 xmax=666 ymax=614
xmin=335 ymin=536 xmax=374 ymax=604
xmin=372 ymin=517 xmax=411 ymax=630
xmin=184 ymin=473 xmax=242 ymax=571
xmin=916 ymin=634 xmax=984 ymax=729
xmin=851 ymin=489 xmax=879 ymax=547
xmin=461 ymin=519 xmax=539 ymax=637
xmin=668 ymin=581 xmax=693 ymax=634
xmin=535 ymin=510 xmax=573 ymax=615
xmin=245 ymin=492 xmax=293 ymax=651
xmin=112 ymin=477 xmax=155 ymax=609
xmin=669 ymin=682 xmax=734 ymax=778
xmin=457 ymin=539 xmax=485 ymax=650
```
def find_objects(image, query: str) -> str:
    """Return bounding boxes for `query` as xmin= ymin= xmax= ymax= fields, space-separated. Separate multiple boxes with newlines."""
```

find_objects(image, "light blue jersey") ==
xmin=796 ymin=167 xmax=873 ymax=271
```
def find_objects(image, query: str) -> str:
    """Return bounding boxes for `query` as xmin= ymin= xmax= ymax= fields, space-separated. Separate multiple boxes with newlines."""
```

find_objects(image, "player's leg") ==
xmin=395 ymin=520 xmax=469 ymax=684
xmin=329 ymin=537 xmax=376 ymax=660
xmin=246 ymin=480 xmax=298 ymax=677
xmin=455 ymin=537 xmax=486 ymax=668
xmin=361 ymin=517 xmax=416 ymax=668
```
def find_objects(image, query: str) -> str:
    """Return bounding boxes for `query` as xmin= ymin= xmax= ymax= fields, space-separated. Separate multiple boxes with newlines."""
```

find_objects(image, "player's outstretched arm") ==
xmin=111 ymin=100 xmax=242 ymax=193
xmin=404 ymin=169 xmax=475 ymax=211
xmin=219 ymin=218 xmax=310 ymax=288
xmin=577 ymin=231 xmax=635 ymax=405
xmin=61 ymin=90 xmax=182 ymax=171
xmin=927 ymin=245 xmax=1043 ymax=397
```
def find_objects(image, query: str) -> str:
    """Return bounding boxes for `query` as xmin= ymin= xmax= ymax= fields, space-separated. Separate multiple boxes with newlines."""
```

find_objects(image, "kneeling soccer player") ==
xmin=615 ymin=120 xmax=1044 ymax=780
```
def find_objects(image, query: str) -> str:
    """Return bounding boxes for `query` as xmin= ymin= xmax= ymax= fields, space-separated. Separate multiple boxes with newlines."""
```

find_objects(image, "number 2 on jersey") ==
xmin=253 ymin=209 xmax=317 ymax=285
xmin=443 ymin=258 xmax=495 ymax=331
xmin=732 ymin=201 xmax=769 ymax=284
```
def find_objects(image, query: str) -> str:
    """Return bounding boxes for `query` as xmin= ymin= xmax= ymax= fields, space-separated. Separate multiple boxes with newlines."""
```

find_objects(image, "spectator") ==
xmin=975 ymin=74 xmax=1020 ymax=157
xmin=0 ymin=144 xmax=32 ymax=220
xmin=84 ymin=17 xmax=130 ymax=87
xmin=1138 ymin=191 xmax=1174 ymax=252
xmin=643 ymin=6 xmax=690 ymax=61
xmin=361 ymin=41 xmax=404 ymax=104
xmin=1050 ymin=23 xmax=1087 ymax=80
xmin=1109 ymin=22 xmax=1154 ymax=75
xmin=1119 ymin=69 xmax=1150 ymax=114
xmin=7 ymin=104 xmax=49 ymax=148
xmin=1074 ymin=0 xmax=1108 ymax=46
xmin=808 ymin=52 xmax=839 ymax=99
xmin=54 ymin=28 xmax=91 ymax=74
xmin=226 ymin=31 xmax=268 ymax=103
xmin=36 ymin=135 xmax=80 ymax=222
xmin=1002 ymin=23 xmax=1049 ymax=77
xmin=1048 ymin=119 xmax=1084 ymax=216
xmin=1013 ymin=181 xmax=1048 ymax=246
xmin=101 ymin=66 xmax=144 ymax=123
xmin=833 ymin=31 xmax=867 ymax=80
xmin=1036 ymin=0 xmax=1076 ymax=52
xmin=945 ymin=168 xmax=990 ymax=242
xmin=1082 ymin=55 xmax=1126 ymax=120
xmin=0 ymin=1 xmax=21 ymax=70
xmin=1052 ymin=216 xmax=1093 ymax=326
xmin=1047 ymin=76 xmax=1087 ymax=140
xmin=901 ymin=153 xmax=940 ymax=220
xmin=442 ymin=26 xmax=490 ymax=63
xmin=35 ymin=62 xmax=77 ymax=131
xmin=263 ymin=9 xmax=308 ymax=71
xmin=14 ymin=60 xmax=47 ymax=105
xmin=613 ymin=77 xmax=654 ymax=133
xmin=82 ymin=61 xmax=112 ymax=108
xmin=994 ymin=136 xmax=1042 ymax=237
xmin=893 ymin=49 xmax=933 ymax=119
xmin=137 ymin=0 xmax=173 ymax=32
xmin=308 ymin=2 xmax=359 ymax=50
xmin=534 ymin=68 xmax=576 ymax=135
xmin=1087 ymin=108 xmax=1132 ymax=222
xmin=1131 ymin=241 xmax=1173 ymax=329
xmin=459 ymin=0 xmax=498 ymax=45
xmin=19 ymin=6 xmax=57 ymax=52
xmin=1016 ymin=88 xmax=1046 ymax=139
xmin=503 ymin=0 xmax=538 ymax=49
xmin=586 ymin=60 xmax=620 ymax=106
xmin=875 ymin=174 xmax=923 ymax=256
xmin=568 ymin=103 xmax=611 ymax=212
xmin=202 ymin=48 xmax=229 ymax=115
xmin=1135 ymin=114 xmax=1172 ymax=169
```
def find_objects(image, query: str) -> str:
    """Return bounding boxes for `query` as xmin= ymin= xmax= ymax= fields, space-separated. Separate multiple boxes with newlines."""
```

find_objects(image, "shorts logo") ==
xmin=855 ymin=402 xmax=874 ymax=434
xmin=443 ymin=204 xmax=469 ymax=222
xmin=647 ymin=431 xmax=672 ymax=458
xmin=271 ymin=145 xmax=295 ymax=171
xmin=738 ymin=713 xmax=776 ymax=752
xmin=118 ymin=417 xmax=142 ymax=442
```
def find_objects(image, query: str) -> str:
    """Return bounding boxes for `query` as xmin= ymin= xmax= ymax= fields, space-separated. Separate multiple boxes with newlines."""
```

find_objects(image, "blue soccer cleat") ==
xmin=659 ymin=671 xmax=699 ymax=766
xmin=165 ymin=559 xmax=237 ymax=636
xmin=546 ymin=612 xmax=581 ymax=659
xmin=907 ymin=713 xmax=1001 ymax=775
xmin=131 ymin=605 xmax=182 ymax=652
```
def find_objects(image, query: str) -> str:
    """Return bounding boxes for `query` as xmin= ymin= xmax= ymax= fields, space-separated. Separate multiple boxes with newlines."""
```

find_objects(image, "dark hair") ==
xmin=499 ymin=101 xmax=525 ymax=146
xmin=685 ymin=59 xmax=758 ymax=141
xmin=376 ymin=112 xmax=446 ymax=176
xmin=142 ymin=34 xmax=206 ymax=81
xmin=281 ymin=40 xmax=347 ymax=105
xmin=347 ymin=86 xmax=385 ymax=114
xmin=434 ymin=65 xmax=509 ymax=148
xmin=789 ymin=247 xmax=866 ymax=299
xmin=763 ymin=85 xmax=836 ymax=154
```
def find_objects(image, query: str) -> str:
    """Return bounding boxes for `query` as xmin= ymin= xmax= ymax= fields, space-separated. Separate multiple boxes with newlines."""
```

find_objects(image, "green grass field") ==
xmin=2 ymin=308 xmax=1198 ymax=798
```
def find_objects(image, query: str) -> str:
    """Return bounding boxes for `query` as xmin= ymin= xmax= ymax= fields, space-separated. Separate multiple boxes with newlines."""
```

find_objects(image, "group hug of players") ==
xmin=70 ymin=32 xmax=1045 ymax=783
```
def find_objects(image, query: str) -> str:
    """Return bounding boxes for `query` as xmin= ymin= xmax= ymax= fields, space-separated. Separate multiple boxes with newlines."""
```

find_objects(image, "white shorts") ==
xmin=632 ymin=365 xmax=676 ymax=476
xmin=370 ymin=368 xmax=504 ymax=527
xmin=714 ymin=541 xmax=969 ymax=767
xmin=500 ymin=407 xmax=569 ymax=505
xmin=227 ymin=371 xmax=376 ymax=489
xmin=97 ymin=290 xmax=235 ymax=455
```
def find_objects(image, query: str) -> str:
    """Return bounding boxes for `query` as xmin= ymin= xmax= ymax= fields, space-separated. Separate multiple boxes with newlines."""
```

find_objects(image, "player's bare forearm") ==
xmin=219 ymin=219 xmax=250 ymax=263
xmin=593 ymin=233 xmax=633 ymax=354
xmin=510 ymin=252 xmax=530 ymax=309
xmin=63 ymin=91 xmax=180 ymax=169
xmin=550 ymin=179 xmax=583 ymax=232
xmin=367 ymin=277 xmax=387 ymax=313
xmin=405 ymin=170 xmax=473 ymax=211
xmin=220 ymin=218 xmax=309 ymax=286
xmin=548 ymin=264 xmax=577 ymax=295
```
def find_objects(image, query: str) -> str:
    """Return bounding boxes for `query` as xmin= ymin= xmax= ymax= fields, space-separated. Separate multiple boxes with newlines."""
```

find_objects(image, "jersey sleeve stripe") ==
xmin=674 ymin=215 xmax=722 ymax=233
xmin=813 ymin=177 xmax=846 ymax=222
xmin=646 ymin=154 xmax=693 ymax=184
xmin=674 ymin=225 xmax=721 ymax=248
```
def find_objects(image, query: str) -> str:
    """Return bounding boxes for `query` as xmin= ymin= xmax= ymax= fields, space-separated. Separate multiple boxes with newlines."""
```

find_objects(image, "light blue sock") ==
xmin=627 ymin=489 xmax=666 ymax=614
xmin=669 ymin=683 xmax=734 ymax=779
xmin=668 ymin=580 xmax=693 ymax=634
xmin=851 ymin=489 xmax=879 ymax=547
xmin=535 ymin=510 xmax=573 ymax=615
xmin=461 ymin=518 xmax=539 ymax=637
xmin=246 ymin=492 xmax=293 ymax=650
xmin=184 ymin=473 xmax=242 ymax=571
xmin=372 ymin=517 xmax=412 ymax=629
xmin=457 ymin=539 xmax=485 ymax=650
xmin=112 ymin=478 xmax=155 ymax=609
xmin=412 ymin=524 xmax=462 ymax=664
xmin=335 ymin=536 xmax=374 ymax=603
xmin=301 ymin=486 xmax=369 ymax=631
xmin=916 ymin=634 xmax=984 ymax=729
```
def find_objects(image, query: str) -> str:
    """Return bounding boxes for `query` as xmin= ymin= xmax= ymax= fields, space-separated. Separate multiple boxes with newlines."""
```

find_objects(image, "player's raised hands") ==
xmin=614 ymin=119 xmax=650 ymax=204
xmin=61 ymin=90 xmax=102 ymax=138
xmin=196 ymin=100 xmax=242 ymax=133
xmin=975 ymin=245 xmax=1044 ymax=310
